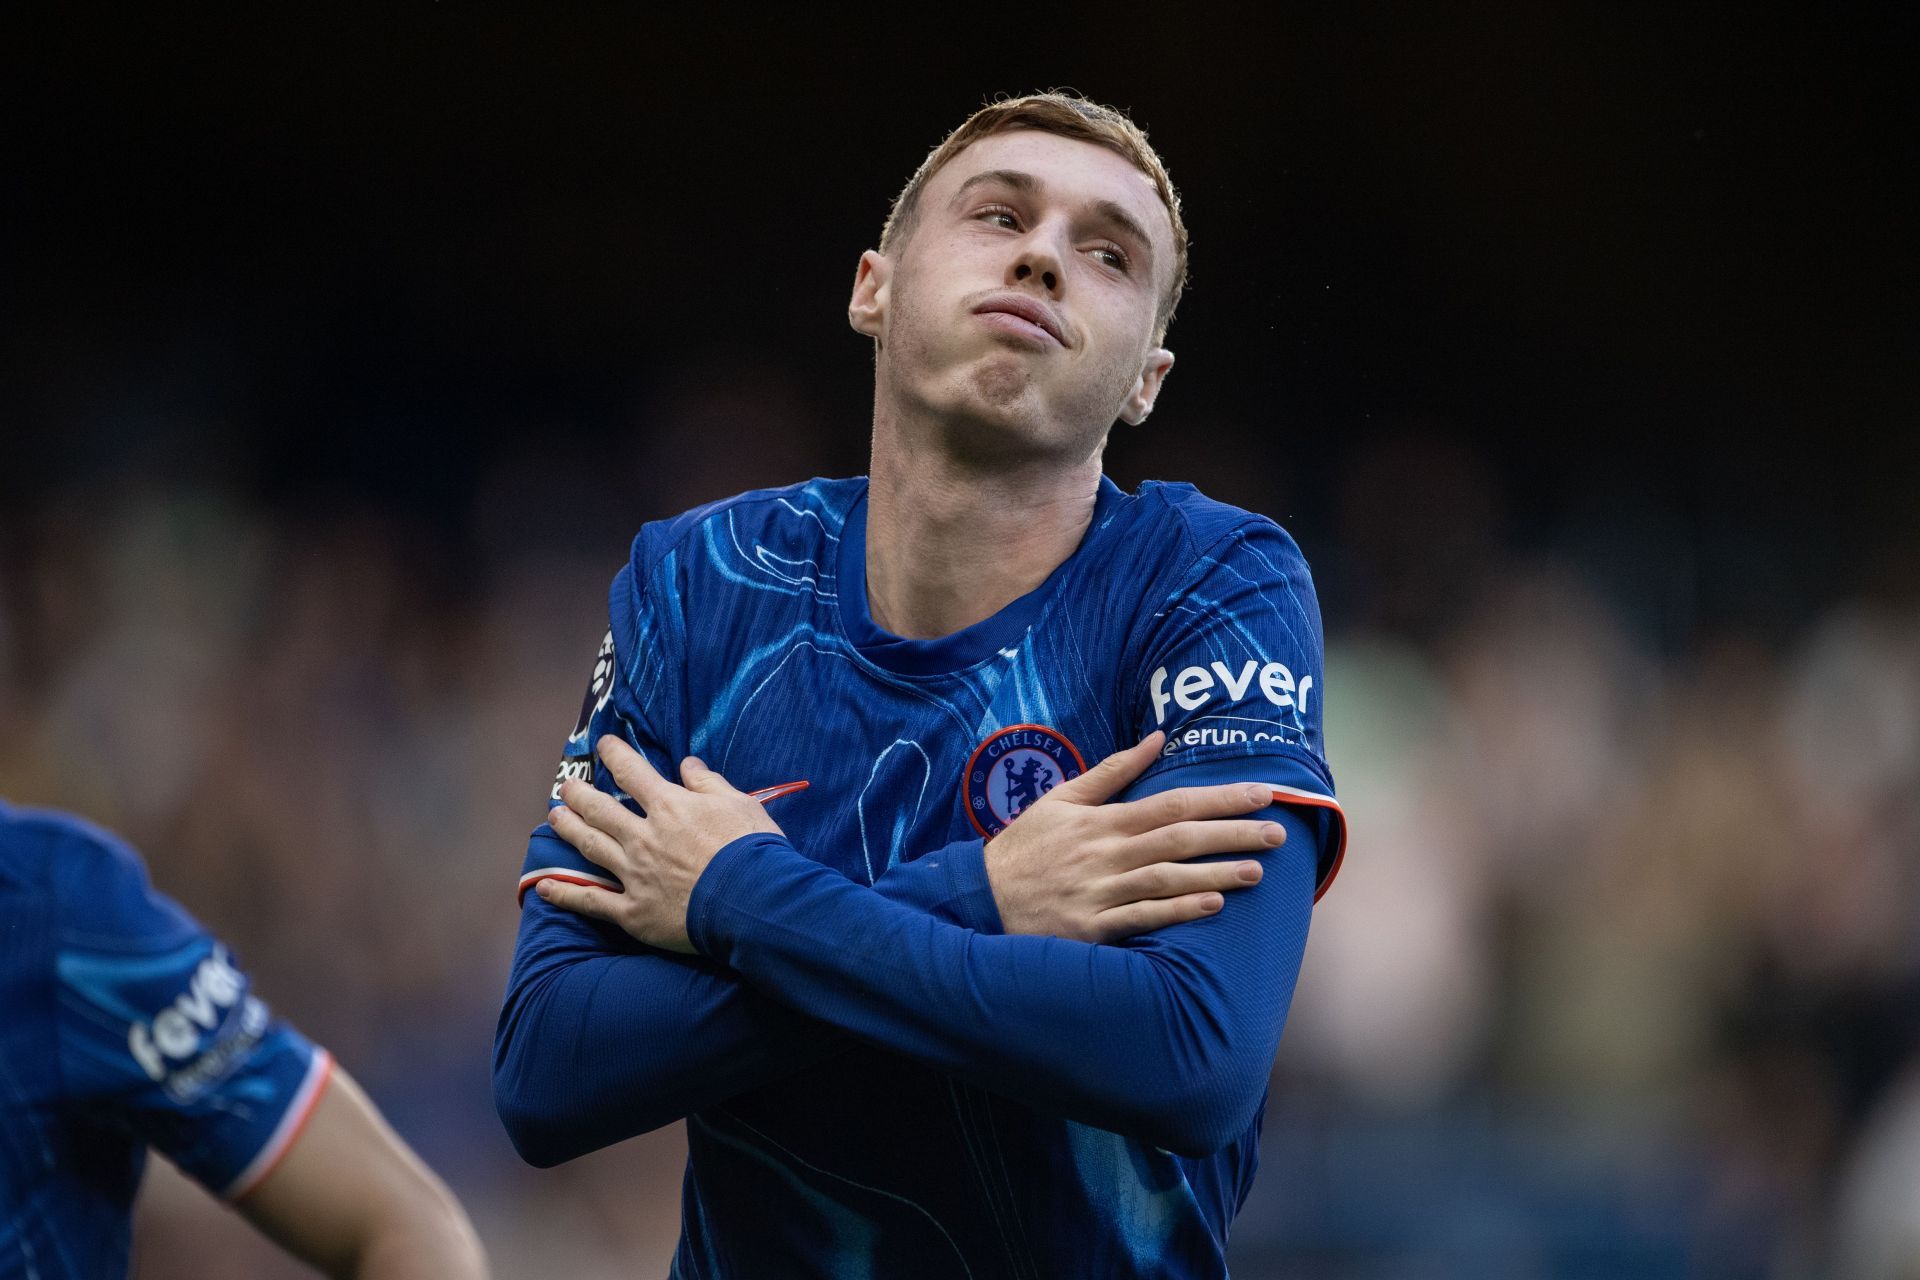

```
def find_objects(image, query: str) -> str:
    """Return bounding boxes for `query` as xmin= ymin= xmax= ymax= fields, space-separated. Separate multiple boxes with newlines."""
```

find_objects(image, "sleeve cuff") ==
xmin=1122 ymin=750 xmax=1347 ymax=902
xmin=222 ymin=1047 xmax=335 ymax=1201
xmin=938 ymin=839 xmax=1004 ymax=936
xmin=686 ymin=832 xmax=795 ymax=958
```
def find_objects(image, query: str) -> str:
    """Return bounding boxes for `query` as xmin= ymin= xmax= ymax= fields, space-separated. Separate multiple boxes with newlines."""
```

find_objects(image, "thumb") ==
xmin=1047 ymin=732 xmax=1164 ymax=806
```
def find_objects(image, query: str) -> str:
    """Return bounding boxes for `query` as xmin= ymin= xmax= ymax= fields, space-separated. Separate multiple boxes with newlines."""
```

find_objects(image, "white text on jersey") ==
xmin=1149 ymin=660 xmax=1314 ymax=725
xmin=128 ymin=946 xmax=245 ymax=1082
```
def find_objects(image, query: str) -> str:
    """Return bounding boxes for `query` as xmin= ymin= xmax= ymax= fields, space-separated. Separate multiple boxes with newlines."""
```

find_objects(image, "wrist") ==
xmin=943 ymin=838 xmax=1004 ymax=935
xmin=686 ymin=832 xmax=793 ymax=958
xmin=981 ymin=839 xmax=1028 ymax=934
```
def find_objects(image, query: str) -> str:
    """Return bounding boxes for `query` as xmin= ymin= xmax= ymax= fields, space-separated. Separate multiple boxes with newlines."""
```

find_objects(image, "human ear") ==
xmin=848 ymin=250 xmax=891 ymax=340
xmin=1118 ymin=348 xmax=1175 ymax=425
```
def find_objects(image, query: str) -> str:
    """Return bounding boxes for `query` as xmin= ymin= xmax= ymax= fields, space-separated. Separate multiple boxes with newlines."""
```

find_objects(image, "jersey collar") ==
xmin=835 ymin=475 xmax=1123 ymax=677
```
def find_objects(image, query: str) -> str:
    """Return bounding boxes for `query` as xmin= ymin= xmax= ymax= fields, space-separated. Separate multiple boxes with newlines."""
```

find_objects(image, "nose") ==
xmin=1009 ymin=229 xmax=1064 ymax=296
xmin=1012 ymin=260 xmax=1057 ymax=293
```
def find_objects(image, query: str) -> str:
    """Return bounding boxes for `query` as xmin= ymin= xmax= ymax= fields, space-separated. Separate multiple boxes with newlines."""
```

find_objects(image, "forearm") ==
xmin=495 ymin=899 xmax=843 ymax=1164
xmin=241 ymin=1068 xmax=487 ymax=1279
xmin=496 ymin=830 xmax=1000 ymax=1163
xmin=342 ymin=1196 xmax=486 ymax=1280
xmin=689 ymin=809 xmax=1317 ymax=1155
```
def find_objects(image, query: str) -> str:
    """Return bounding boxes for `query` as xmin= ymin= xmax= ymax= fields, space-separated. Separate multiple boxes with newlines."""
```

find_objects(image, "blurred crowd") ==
xmin=2 ymin=422 xmax=1915 ymax=1279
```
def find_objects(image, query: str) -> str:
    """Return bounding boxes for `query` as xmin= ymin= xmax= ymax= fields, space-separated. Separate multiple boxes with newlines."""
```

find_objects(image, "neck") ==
xmin=864 ymin=405 xmax=1102 ymax=641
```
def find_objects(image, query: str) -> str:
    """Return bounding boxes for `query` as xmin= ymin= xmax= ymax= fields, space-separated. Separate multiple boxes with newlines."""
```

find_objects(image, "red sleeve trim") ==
xmin=516 ymin=781 xmax=809 ymax=903
xmin=516 ymin=867 xmax=621 ymax=907
xmin=224 ymin=1047 xmax=335 ymax=1202
xmin=1268 ymin=785 xmax=1348 ymax=902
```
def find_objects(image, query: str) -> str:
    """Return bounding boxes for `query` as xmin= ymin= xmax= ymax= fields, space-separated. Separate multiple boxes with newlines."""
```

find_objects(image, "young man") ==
xmin=495 ymin=93 xmax=1346 ymax=1277
xmin=0 ymin=801 xmax=488 ymax=1279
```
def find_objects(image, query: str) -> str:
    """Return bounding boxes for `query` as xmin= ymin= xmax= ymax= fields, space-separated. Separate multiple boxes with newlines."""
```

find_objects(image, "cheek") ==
xmin=1081 ymin=309 xmax=1154 ymax=387
xmin=887 ymin=256 xmax=978 ymax=365
xmin=880 ymin=268 xmax=933 ymax=357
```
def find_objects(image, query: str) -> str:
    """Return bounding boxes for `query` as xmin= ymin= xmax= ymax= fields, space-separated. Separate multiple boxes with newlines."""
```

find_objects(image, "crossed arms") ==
xmin=494 ymin=733 xmax=1319 ymax=1163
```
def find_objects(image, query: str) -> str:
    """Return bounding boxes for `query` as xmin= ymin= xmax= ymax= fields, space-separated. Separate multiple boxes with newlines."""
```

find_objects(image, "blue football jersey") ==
xmin=498 ymin=475 xmax=1346 ymax=1279
xmin=0 ymin=803 xmax=331 ymax=1280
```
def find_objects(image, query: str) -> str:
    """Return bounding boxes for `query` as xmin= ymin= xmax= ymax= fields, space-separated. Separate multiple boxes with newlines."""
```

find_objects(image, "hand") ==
xmin=537 ymin=736 xmax=783 ymax=953
xmin=983 ymin=731 xmax=1286 ymax=944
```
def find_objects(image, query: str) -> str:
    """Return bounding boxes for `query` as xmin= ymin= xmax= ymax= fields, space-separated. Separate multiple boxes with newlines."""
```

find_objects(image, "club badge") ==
xmin=962 ymin=723 xmax=1086 ymax=838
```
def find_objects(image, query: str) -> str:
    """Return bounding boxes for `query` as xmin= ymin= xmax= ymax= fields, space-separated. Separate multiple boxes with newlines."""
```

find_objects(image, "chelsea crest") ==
xmin=962 ymin=724 xmax=1087 ymax=838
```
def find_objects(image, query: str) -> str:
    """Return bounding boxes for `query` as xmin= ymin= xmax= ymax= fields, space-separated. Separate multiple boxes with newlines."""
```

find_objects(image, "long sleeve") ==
xmin=496 ymin=571 xmax=999 ymax=1167
xmin=493 ymin=826 xmax=1001 ymax=1166
xmin=686 ymin=800 xmax=1320 ymax=1158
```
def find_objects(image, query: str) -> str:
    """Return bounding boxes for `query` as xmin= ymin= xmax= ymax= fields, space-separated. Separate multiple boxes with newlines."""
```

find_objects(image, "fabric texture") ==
xmin=495 ymin=475 xmax=1342 ymax=1279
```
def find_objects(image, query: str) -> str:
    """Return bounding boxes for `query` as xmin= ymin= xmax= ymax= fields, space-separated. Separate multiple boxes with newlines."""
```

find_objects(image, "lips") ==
xmin=973 ymin=294 xmax=1066 ymax=347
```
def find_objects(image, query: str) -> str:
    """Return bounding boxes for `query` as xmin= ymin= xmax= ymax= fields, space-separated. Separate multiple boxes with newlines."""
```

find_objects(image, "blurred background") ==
xmin=3 ymin=6 xmax=1916 ymax=1277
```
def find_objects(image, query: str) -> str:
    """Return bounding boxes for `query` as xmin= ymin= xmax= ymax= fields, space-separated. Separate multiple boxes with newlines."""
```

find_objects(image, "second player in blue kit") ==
xmin=494 ymin=91 xmax=1348 ymax=1278
xmin=0 ymin=803 xmax=487 ymax=1279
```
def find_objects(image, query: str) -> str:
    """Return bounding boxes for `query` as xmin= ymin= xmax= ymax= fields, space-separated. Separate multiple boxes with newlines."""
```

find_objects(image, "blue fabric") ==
xmin=494 ymin=475 xmax=1343 ymax=1278
xmin=0 ymin=803 xmax=323 ymax=1280
xmin=688 ymin=800 xmax=1317 ymax=1151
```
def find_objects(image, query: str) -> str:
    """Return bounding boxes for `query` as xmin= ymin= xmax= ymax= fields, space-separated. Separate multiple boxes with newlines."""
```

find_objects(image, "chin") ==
xmin=896 ymin=352 xmax=1098 ymax=464
xmin=969 ymin=351 xmax=1037 ymax=409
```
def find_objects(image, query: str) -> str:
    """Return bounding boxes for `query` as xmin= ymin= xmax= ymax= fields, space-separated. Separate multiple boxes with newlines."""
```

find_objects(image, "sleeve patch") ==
xmin=550 ymin=755 xmax=595 ymax=803
xmin=570 ymin=630 xmax=618 ymax=744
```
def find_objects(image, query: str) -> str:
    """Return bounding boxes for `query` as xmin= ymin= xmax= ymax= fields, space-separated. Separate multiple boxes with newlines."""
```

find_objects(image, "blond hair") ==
xmin=880 ymin=91 xmax=1189 ymax=334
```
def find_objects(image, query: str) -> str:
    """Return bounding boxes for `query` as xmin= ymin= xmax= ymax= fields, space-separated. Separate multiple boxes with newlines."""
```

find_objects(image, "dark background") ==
xmin=8 ymin=7 xmax=1914 ymax=630
xmin=3 ymin=7 xmax=1917 ymax=1277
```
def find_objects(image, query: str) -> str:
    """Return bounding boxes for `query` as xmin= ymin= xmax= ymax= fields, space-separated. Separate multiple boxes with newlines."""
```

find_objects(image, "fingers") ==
xmin=680 ymin=756 xmax=739 ymax=796
xmin=548 ymin=803 xmax=626 ymax=872
xmin=1112 ymin=783 xmax=1276 ymax=837
xmin=1108 ymin=858 xmax=1264 ymax=904
xmin=597 ymin=735 xmax=669 ymax=805
xmin=533 ymin=877 xmax=622 ymax=923
xmin=1122 ymin=817 xmax=1287 ymax=867
xmin=1047 ymin=732 xmax=1165 ymax=806
xmin=1089 ymin=892 xmax=1225 ymax=943
xmin=558 ymin=778 xmax=640 ymax=841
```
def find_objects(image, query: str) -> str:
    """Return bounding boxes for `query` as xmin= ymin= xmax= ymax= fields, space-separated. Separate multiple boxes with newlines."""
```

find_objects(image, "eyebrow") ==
xmin=951 ymin=168 xmax=1157 ymax=267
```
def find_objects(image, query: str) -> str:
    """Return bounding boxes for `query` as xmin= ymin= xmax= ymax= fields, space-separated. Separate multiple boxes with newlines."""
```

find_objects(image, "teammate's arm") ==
xmin=237 ymin=1066 xmax=486 ymax=1279
xmin=43 ymin=817 xmax=488 ymax=1277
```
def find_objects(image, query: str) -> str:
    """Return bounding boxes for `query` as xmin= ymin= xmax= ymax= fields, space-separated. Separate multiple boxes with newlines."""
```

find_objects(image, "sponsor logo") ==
xmin=551 ymin=755 xmax=594 ymax=802
xmin=128 ymin=946 xmax=264 ymax=1099
xmin=1149 ymin=659 xmax=1315 ymax=726
xmin=1160 ymin=724 xmax=1305 ymax=756
xmin=571 ymin=630 xmax=617 ymax=741
xmin=962 ymin=724 xmax=1086 ymax=837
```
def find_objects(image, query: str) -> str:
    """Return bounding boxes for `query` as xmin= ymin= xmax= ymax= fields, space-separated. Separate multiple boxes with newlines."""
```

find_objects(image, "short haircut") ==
xmin=880 ymin=91 xmax=1189 ymax=336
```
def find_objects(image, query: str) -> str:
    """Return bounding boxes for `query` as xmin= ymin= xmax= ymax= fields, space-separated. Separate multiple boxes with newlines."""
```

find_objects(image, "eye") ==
xmin=1088 ymin=243 xmax=1131 ymax=273
xmin=976 ymin=204 xmax=1021 ymax=230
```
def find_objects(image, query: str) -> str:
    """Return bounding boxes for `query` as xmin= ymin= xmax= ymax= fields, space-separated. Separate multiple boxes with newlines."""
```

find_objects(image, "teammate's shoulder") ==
xmin=627 ymin=476 xmax=864 ymax=580
xmin=1118 ymin=479 xmax=1308 ymax=570
xmin=0 ymin=801 xmax=155 ymax=909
